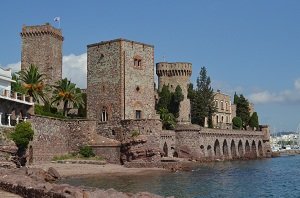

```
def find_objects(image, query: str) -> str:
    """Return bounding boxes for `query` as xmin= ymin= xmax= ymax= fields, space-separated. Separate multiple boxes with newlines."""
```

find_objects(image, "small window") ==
xmin=100 ymin=107 xmax=108 ymax=122
xmin=134 ymin=58 xmax=142 ymax=67
xmin=221 ymin=101 xmax=224 ymax=110
xmin=112 ymin=130 xmax=116 ymax=135
xmin=136 ymin=110 xmax=142 ymax=119
xmin=216 ymin=100 xmax=219 ymax=108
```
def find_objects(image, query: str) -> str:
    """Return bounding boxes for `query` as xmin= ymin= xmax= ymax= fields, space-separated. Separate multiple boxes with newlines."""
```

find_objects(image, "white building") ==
xmin=0 ymin=67 xmax=34 ymax=127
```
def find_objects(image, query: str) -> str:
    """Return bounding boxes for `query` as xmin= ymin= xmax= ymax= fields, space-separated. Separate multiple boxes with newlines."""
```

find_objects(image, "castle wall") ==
xmin=122 ymin=41 xmax=157 ymax=120
xmin=21 ymin=24 xmax=63 ymax=85
xmin=87 ymin=40 xmax=122 ymax=122
xmin=29 ymin=116 xmax=121 ymax=163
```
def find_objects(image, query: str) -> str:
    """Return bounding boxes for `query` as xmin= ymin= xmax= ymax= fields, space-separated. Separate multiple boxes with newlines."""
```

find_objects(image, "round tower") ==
xmin=156 ymin=62 xmax=192 ymax=123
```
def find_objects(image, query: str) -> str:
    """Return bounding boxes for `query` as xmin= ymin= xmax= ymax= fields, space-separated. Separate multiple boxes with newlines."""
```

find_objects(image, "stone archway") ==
xmin=200 ymin=145 xmax=205 ymax=158
xmin=163 ymin=142 xmax=168 ymax=157
xmin=245 ymin=140 xmax=251 ymax=158
xmin=231 ymin=140 xmax=237 ymax=159
xmin=214 ymin=139 xmax=221 ymax=158
xmin=238 ymin=140 xmax=243 ymax=157
xmin=258 ymin=140 xmax=263 ymax=157
xmin=223 ymin=139 xmax=229 ymax=158
xmin=251 ymin=140 xmax=257 ymax=158
xmin=207 ymin=145 xmax=213 ymax=158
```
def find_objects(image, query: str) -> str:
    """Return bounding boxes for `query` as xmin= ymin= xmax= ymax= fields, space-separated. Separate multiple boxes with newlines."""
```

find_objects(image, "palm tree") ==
xmin=52 ymin=78 xmax=84 ymax=116
xmin=18 ymin=64 xmax=47 ymax=103
xmin=11 ymin=73 xmax=26 ymax=94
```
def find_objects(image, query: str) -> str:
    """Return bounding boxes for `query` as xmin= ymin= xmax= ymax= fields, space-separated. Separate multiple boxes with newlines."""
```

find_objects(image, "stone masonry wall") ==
xmin=21 ymin=24 xmax=63 ymax=86
xmin=29 ymin=116 xmax=99 ymax=162
xmin=122 ymin=41 xmax=157 ymax=120
xmin=175 ymin=127 xmax=270 ymax=160
xmin=30 ymin=116 xmax=71 ymax=162
xmin=87 ymin=40 xmax=122 ymax=122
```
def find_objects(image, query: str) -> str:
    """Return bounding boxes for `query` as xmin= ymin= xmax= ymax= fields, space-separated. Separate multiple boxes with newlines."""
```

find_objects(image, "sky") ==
xmin=1 ymin=0 xmax=300 ymax=133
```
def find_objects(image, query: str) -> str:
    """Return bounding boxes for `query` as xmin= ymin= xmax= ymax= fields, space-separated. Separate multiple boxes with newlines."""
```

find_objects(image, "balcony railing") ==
xmin=0 ymin=88 xmax=33 ymax=104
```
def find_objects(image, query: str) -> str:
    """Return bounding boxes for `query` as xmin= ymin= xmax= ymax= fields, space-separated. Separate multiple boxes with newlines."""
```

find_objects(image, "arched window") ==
xmin=221 ymin=101 xmax=224 ymax=110
xmin=100 ymin=107 xmax=108 ymax=122
xmin=216 ymin=100 xmax=219 ymax=108
xmin=133 ymin=55 xmax=142 ymax=67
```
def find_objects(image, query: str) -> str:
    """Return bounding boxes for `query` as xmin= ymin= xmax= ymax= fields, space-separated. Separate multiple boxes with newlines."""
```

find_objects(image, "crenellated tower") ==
xmin=156 ymin=62 xmax=192 ymax=123
xmin=20 ymin=23 xmax=63 ymax=85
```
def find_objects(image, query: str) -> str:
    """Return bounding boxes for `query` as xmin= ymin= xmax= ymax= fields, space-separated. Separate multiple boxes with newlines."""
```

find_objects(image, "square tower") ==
xmin=20 ymin=23 xmax=63 ymax=85
xmin=87 ymin=39 xmax=157 ymax=123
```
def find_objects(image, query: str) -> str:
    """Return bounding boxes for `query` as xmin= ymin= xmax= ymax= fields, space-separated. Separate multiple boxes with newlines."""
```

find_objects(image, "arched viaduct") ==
xmin=160 ymin=126 xmax=271 ymax=161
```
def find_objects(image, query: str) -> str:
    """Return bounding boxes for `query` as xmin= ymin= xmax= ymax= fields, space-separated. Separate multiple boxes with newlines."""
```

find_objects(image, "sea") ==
xmin=60 ymin=155 xmax=300 ymax=198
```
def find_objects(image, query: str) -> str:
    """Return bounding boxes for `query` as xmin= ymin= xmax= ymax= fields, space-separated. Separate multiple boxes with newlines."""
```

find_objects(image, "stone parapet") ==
xmin=21 ymin=24 xmax=63 ymax=41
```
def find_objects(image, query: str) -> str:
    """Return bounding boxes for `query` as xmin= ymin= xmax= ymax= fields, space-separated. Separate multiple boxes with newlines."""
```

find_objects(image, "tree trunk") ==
xmin=63 ymin=101 xmax=68 ymax=116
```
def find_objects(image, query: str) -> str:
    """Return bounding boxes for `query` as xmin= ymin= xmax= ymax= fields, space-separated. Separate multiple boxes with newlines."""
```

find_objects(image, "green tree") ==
xmin=190 ymin=67 xmax=216 ymax=127
xmin=52 ymin=78 xmax=85 ymax=116
xmin=158 ymin=108 xmax=176 ymax=130
xmin=169 ymin=85 xmax=184 ymax=118
xmin=78 ymin=92 xmax=87 ymax=117
xmin=18 ymin=64 xmax=47 ymax=103
xmin=235 ymin=94 xmax=250 ymax=129
xmin=233 ymin=92 xmax=239 ymax=104
xmin=232 ymin=117 xmax=243 ymax=130
xmin=10 ymin=122 xmax=34 ymax=166
xmin=249 ymin=112 xmax=259 ymax=130
xmin=157 ymin=85 xmax=172 ymax=111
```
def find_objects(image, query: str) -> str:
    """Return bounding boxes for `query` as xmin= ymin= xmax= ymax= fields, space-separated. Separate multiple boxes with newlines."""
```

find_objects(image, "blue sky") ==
xmin=1 ymin=0 xmax=300 ymax=132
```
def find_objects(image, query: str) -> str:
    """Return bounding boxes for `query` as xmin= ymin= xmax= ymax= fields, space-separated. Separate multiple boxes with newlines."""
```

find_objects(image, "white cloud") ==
xmin=248 ymin=79 xmax=300 ymax=104
xmin=294 ymin=79 xmax=300 ymax=90
xmin=62 ymin=53 xmax=87 ymax=88
xmin=5 ymin=61 xmax=21 ymax=72
xmin=2 ymin=53 xmax=87 ymax=88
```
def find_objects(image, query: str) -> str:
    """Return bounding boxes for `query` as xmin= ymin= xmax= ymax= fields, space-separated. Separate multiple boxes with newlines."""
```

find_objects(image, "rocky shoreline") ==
xmin=0 ymin=165 xmax=173 ymax=198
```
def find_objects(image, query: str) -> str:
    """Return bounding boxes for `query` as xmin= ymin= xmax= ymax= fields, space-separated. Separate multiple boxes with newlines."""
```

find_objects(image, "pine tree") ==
xmin=249 ymin=112 xmax=259 ymax=130
xmin=157 ymin=85 xmax=172 ymax=111
xmin=169 ymin=85 xmax=184 ymax=118
xmin=233 ymin=92 xmax=239 ymax=104
xmin=190 ymin=67 xmax=216 ymax=127
xmin=236 ymin=94 xmax=250 ymax=129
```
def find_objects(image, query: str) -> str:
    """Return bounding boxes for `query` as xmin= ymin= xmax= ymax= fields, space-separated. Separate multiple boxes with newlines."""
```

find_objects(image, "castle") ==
xmin=0 ymin=23 xmax=272 ymax=165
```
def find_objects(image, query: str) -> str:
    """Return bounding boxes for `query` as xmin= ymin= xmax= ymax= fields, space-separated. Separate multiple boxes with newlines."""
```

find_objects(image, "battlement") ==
xmin=156 ymin=62 xmax=192 ymax=77
xmin=87 ymin=38 xmax=154 ymax=48
xmin=20 ymin=23 xmax=64 ymax=41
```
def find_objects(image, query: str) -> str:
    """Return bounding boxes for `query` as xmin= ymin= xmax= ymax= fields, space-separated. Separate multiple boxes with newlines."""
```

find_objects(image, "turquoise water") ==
xmin=61 ymin=156 xmax=300 ymax=198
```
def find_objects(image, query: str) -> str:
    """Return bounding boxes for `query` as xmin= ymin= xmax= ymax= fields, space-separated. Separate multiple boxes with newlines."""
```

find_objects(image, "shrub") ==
xmin=232 ymin=117 xmax=243 ymax=130
xmin=10 ymin=122 xmax=34 ymax=150
xmin=131 ymin=130 xmax=140 ymax=137
xmin=34 ymin=104 xmax=65 ymax=118
xmin=79 ymin=145 xmax=95 ymax=158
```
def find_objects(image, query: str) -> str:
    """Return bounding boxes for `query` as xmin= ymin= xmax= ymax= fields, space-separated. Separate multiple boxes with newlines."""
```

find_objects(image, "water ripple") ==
xmin=61 ymin=155 xmax=300 ymax=198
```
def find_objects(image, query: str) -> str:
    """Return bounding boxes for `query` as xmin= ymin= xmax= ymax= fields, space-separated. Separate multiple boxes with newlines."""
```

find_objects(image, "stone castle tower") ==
xmin=87 ymin=39 xmax=157 ymax=123
xmin=20 ymin=23 xmax=63 ymax=85
xmin=156 ymin=62 xmax=192 ymax=123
